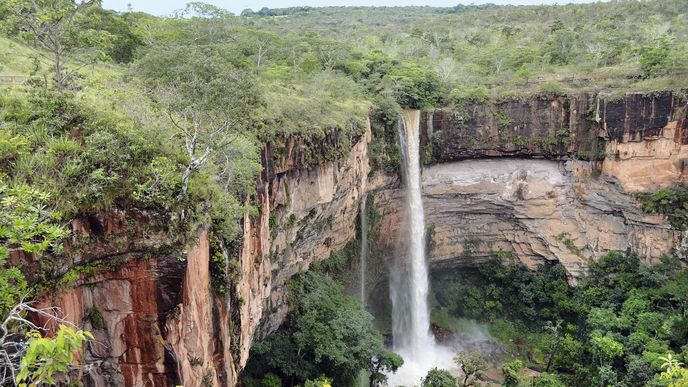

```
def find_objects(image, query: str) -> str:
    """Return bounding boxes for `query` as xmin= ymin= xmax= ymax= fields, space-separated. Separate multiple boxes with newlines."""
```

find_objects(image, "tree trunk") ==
xmin=176 ymin=163 xmax=194 ymax=202
xmin=54 ymin=49 xmax=64 ymax=91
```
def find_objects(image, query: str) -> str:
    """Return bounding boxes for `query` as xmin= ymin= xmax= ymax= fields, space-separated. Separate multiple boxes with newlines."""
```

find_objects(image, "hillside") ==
xmin=0 ymin=1 xmax=687 ymax=386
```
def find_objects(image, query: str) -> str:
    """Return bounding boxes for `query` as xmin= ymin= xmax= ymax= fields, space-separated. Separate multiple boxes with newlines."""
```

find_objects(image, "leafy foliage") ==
xmin=659 ymin=354 xmax=688 ymax=386
xmin=421 ymin=368 xmax=455 ymax=387
xmin=454 ymin=351 xmax=487 ymax=386
xmin=0 ymin=180 xmax=67 ymax=314
xmin=502 ymin=359 xmax=523 ymax=387
xmin=245 ymin=271 xmax=402 ymax=386
xmin=637 ymin=184 xmax=688 ymax=230
xmin=1 ymin=0 xmax=109 ymax=90
xmin=383 ymin=62 xmax=445 ymax=109
xmin=17 ymin=325 xmax=93 ymax=386
xmin=434 ymin=251 xmax=688 ymax=385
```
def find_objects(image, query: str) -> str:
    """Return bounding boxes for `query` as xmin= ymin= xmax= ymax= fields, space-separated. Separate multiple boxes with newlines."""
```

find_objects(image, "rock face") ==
xmin=424 ymin=92 xmax=687 ymax=175
xmin=363 ymin=92 xmax=686 ymax=299
xmin=604 ymin=119 xmax=688 ymax=192
xmin=236 ymin=125 xmax=371 ymax=365
xmin=34 ymin=125 xmax=371 ymax=386
xmin=36 ymin=221 xmax=235 ymax=386
xmin=371 ymin=159 xmax=677 ymax=282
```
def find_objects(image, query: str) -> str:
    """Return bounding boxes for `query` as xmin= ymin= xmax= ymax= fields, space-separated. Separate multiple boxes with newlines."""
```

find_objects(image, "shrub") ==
xmin=451 ymin=85 xmax=489 ymax=106
xmin=383 ymin=62 xmax=445 ymax=109
xmin=540 ymin=80 xmax=564 ymax=96
xmin=421 ymin=368 xmax=456 ymax=387
xmin=259 ymin=373 xmax=282 ymax=387
xmin=637 ymin=184 xmax=688 ymax=230
xmin=502 ymin=360 xmax=524 ymax=387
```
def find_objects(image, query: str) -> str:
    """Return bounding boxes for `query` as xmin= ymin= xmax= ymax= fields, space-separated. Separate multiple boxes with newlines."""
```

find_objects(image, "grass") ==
xmin=0 ymin=37 xmax=42 ymax=76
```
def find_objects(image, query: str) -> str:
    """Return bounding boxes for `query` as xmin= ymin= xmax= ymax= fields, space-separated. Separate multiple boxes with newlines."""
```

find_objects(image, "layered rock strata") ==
xmin=372 ymin=159 xmax=677 ymax=282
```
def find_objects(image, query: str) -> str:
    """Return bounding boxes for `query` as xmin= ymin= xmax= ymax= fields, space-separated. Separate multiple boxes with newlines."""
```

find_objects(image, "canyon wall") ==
xmin=35 ymin=125 xmax=371 ymax=386
xmin=364 ymin=91 xmax=687 ymax=301
xmin=371 ymin=159 xmax=676 ymax=281
xmin=236 ymin=125 xmax=370 ymax=365
xmin=35 ymin=216 xmax=233 ymax=386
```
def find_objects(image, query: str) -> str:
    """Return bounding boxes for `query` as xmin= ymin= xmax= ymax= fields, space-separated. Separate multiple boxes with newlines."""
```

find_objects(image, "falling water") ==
xmin=394 ymin=109 xmax=434 ymax=352
xmin=388 ymin=110 xmax=453 ymax=385
xmin=360 ymin=194 xmax=368 ymax=306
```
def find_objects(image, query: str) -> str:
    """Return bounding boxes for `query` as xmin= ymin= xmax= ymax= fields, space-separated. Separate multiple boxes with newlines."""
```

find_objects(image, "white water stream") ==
xmin=388 ymin=110 xmax=453 ymax=386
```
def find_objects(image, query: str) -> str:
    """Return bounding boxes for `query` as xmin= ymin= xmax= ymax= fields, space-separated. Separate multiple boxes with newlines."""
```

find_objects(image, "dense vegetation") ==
xmin=244 ymin=270 xmax=402 ymax=387
xmin=637 ymin=185 xmax=688 ymax=231
xmin=248 ymin=1 xmax=688 ymax=100
xmin=432 ymin=252 xmax=688 ymax=386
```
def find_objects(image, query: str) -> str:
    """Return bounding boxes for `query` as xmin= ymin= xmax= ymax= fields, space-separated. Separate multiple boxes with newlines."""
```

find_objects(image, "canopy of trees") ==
xmin=244 ymin=271 xmax=402 ymax=387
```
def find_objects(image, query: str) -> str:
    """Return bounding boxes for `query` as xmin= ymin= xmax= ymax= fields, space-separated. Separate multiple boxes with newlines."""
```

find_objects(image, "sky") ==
xmin=101 ymin=0 xmax=602 ymax=16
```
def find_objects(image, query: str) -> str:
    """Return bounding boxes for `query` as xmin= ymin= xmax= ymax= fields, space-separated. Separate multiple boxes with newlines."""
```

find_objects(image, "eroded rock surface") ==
xmin=236 ymin=126 xmax=371 ymax=364
xmin=372 ymin=159 xmax=677 ymax=282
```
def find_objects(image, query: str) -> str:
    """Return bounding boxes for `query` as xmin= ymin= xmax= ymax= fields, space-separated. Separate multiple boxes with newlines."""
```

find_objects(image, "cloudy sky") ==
xmin=101 ymin=0 xmax=603 ymax=16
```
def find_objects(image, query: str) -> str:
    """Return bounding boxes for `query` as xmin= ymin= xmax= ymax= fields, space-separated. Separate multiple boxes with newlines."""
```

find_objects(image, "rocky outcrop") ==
xmin=35 ymin=223 xmax=238 ymax=386
xmin=424 ymin=92 xmax=687 ymax=180
xmin=604 ymin=119 xmax=688 ymax=192
xmin=370 ymin=159 xmax=677 ymax=284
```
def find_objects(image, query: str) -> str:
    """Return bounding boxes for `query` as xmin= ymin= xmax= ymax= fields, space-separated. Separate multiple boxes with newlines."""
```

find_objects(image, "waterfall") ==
xmin=360 ymin=194 xmax=368 ymax=306
xmin=388 ymin=110 xmax=453 ymax=385
xmin=393 ymin=109 xmax=434 ymax=352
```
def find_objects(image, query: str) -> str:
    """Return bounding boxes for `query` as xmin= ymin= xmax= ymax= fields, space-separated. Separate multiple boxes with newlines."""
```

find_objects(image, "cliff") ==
xmin=33 ymin=91 xmax=687 ymax=386
xmin=363 ymin=91 xmax=687 ymax=302
xmin=371 ymin=159 xmax=676 ymax=281
xmin=424 ymin=92 xmax=687 ymax=180
xmin=236 ymin=125 xmax=370 ymax=365
xmin=34 ymin=214 xmax=232 ymax=386
xmin=34 ymin=125 xmax=371 ymax=385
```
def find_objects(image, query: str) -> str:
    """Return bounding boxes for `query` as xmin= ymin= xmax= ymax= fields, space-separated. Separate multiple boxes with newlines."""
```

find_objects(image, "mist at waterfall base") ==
xmin=386 ymin=110 xmax=455 ymax=385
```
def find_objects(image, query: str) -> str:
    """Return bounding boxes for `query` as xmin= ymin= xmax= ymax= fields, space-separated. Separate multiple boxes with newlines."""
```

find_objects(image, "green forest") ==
xmin=0 ymin=0 xmax=687 ymax=386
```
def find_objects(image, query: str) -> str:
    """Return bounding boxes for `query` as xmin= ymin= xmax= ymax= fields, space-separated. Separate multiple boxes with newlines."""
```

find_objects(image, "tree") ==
xmin=246 ymin=272 xmax=403 ymax=386
xmin=290 ymin=272 xmax=402 ymax=386
xmin=513 ymin=64 xmax=531 ymax=86
xmin=543 ymin=321 xmax=563 ymax=373
xmin=502 ymin=360 xmax=523 ymax=387
xmin=640 ymin=36 xmax=671 ymax=78
xmin=533 ymin=373 xmax=565 ymax=387
xmin=454 ymin=351 xmax=487 ymax=386
xmin=136 ymin=44 xmax=260 ymax=201
xmin=421 ymin=368 xmax=456 ymax=387
xmin=16 ymin=324 xmax=93 ymax=386
xmin=75 ymin=5 xmax=143 ymax=63
xmin=383 ymin=62 xmax=445 ymax=109
xmin=243 ymin=29 xmax=279 ymax=68
xmin=1 ymin=0 xmax=104 ymax=90
xmin=369 ymin=350 xmax=403 ymax=387
xmin=590 ymin=332 xmax=624 ymax=364
xmin=542 ymin=27 xmax=577 ymax=65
